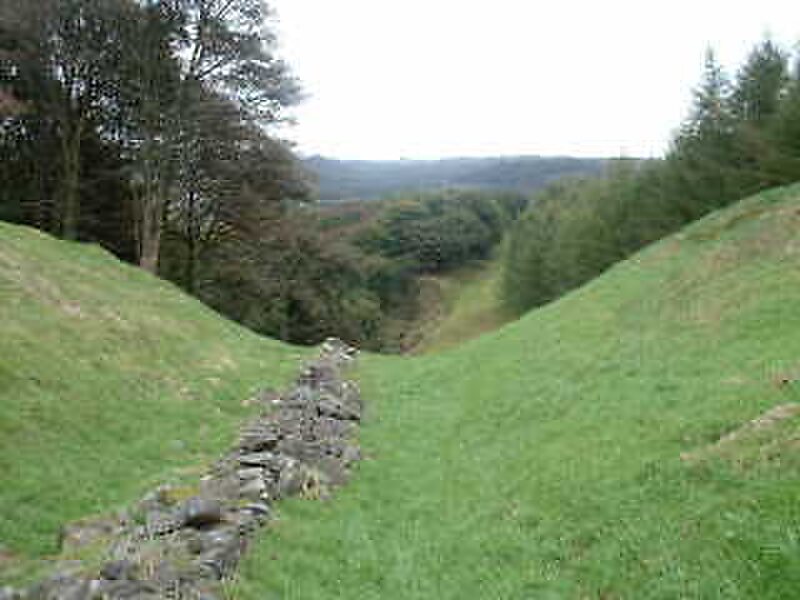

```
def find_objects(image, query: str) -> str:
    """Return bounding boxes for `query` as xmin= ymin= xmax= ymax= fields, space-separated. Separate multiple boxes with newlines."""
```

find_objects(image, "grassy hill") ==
xmin=0 ymin=223 xmax=308 ymax=569
xmin=230 ymin=184 xmax=800 ymax=598
xmin=3 ymin=183 xmax=800 ymax=597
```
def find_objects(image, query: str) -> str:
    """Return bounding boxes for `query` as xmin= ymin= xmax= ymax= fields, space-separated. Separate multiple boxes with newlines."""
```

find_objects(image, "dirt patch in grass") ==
xmin=1 ymin=251 xmax=85 ymax=318
xmin=0 ymin=545 xmax=15 ymax=567
xmin=683 ymin=202 xmax=787 ymax=243
xmin=714 ymin=403 xmax=800 ymax=443
xmin=681 ymin=403 xmax=800 ymax=466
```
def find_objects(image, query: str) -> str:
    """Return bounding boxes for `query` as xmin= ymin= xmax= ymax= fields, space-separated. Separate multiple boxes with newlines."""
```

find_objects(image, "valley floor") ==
xmin=229 ymin=185 xmax=800 ymax=599
xmin=410 ymin=257 xmax=517 ymax=354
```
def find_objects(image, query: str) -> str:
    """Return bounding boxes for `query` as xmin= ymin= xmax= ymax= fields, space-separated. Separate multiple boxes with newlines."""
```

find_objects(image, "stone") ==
xmin=276 ymin=438 xmax=321 ymax=462
xmin=318 ymin=395 xmax=360 ymax=421
xmin=277 ymin=463 xmax=312 ymax=498
xmin=28 ymin=571 xmax=89 ymax=600
xmin=144 ymin=508 xmax=181 ymax=537
xmin=91 ymin=580 xmax=159 ymax=599
xmin=238 ymin=477 xmax=267 ymax=501
xmin=0 ymin=587 xmax=20 ymax=600
xmin=287 ymin=382 xmax=310 ymax=399
xmin=198 ymin=536 xmax=242 ymax=581
xmin=313 ymin=418 xmax=354 ymax=440
xmin=193 ymin=592 xmax=222 ymax=600
xmin=240 ymin=503 xmax=271 ymax=518
xmin=186 ymin=527 xmax=238 ymax=559
xmin=198 ymin=472 xmax=239 ymax=503
xmin=181 ymin=497 xmax=224 ymax=529
xmin=99 ymin=559 xmax=138 ymax=581
xmin=341 ymin=444 xmax=362 ymax=465
xmin=147 ymin=561 xmax=182 ymax=591
xmin=315 ymin=456 xmax=350 ymax=487
xmin=255 ymin=388 xmax=281 ymax=405
xmin=237 ymin=468 xmax=264 ymax=481
xmin=237 ymin=452 xmax=278 ymax=468
xmin=239 ymin=427 xmax=280 ymax=452
xmin=233 ymin=513 xmax=261 ymax=537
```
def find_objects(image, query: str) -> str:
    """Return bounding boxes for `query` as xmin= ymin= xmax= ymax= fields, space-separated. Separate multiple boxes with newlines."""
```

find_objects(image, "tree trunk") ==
xmin=184 ymin=238 xmax=196 ymax=293
xmin=184 ymin=190 xmax=197 ymax=293
xmin=136 ymin=134 xmax=172 ymax=275
xmin=139 ymin=189 xmax=163 ymax=274
xmin=140 ymin=239 xmax=161 ymax=273
xmin=60 ymin=117 xmax=84 ymax=240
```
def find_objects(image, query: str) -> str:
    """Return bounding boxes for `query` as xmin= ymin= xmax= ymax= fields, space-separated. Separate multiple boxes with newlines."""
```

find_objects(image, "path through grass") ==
xmin=230 ymin=184 xmax=800 ymax=599
xmin=412 ymin=257 xmax=517 ymax=354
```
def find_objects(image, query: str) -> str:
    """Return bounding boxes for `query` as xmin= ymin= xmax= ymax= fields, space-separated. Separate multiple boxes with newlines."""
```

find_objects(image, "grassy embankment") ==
xmin=0 ymin=223 xmax=308 ymax=578
xmin=231 ymin=184 xmax=800 ymax=599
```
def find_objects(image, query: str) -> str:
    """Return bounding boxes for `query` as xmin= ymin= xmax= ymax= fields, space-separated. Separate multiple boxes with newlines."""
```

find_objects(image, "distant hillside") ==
xmin=305 ymin=155 xmax=611 ymax=202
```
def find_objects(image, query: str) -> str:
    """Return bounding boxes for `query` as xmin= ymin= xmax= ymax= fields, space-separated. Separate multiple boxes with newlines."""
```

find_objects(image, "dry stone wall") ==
xmin=1 ymin=339 xmax=362 ymax=600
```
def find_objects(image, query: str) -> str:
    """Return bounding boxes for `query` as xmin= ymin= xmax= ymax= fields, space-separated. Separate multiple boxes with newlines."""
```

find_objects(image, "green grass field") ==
xmin=3 ymin=184 xmax=800 ymax=597
xmin=411 ymin=256 xmax=517 ymax=354
xmin=229 ymin=184 xmax=800 ymax=599
xmin=0 ymin=224 xmax=308 ymax=573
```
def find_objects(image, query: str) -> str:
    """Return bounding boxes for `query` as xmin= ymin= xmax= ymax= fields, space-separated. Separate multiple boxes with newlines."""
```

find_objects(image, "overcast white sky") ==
xmin=269 ymin=0 xmax=798 ymax=160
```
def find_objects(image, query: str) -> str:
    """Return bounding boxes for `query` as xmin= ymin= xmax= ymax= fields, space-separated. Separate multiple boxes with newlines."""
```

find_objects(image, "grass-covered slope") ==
xmin=232 ymin=185 xmax=800 ymax=599
xmin=0 ymin=223 xmax=307 ymax=559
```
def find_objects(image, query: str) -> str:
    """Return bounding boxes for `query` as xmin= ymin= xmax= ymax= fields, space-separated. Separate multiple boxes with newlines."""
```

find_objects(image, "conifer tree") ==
xmin=732 ymin=38 xmax=789 ymax=124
